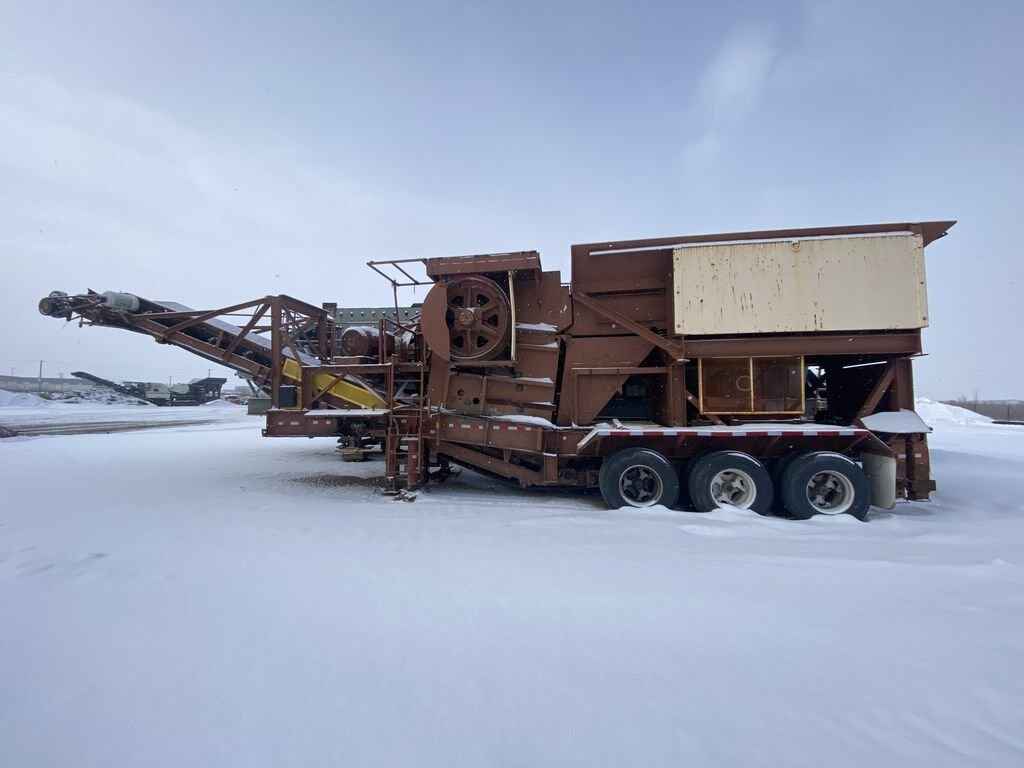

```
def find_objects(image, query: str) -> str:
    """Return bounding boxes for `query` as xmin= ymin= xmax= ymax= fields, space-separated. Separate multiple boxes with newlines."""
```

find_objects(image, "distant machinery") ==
xmin=71 ymin=371 xmax=226 ymax=406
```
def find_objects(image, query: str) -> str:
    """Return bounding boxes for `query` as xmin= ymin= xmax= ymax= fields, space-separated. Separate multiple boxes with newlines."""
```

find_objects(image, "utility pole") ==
xmin=38 ymin=360 xmax=43 ymax=393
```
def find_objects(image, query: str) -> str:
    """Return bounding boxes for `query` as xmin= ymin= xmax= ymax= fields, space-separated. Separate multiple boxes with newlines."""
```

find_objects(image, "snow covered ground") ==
xmin=0 ymin=390 xmax=248 ymax=435
xmin=1 ymin=397 xmax=1023 ymax=767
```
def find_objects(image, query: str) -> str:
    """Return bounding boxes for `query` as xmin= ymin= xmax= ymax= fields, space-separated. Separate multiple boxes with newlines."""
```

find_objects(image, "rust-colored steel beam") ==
xmin=365 ymin=258 xmax=433 ymax=287
xmin=684 ymin=388 xmax=724 ymax=425
xmin=425 ymin=251 xmax=541 ymax=278
xmin=572 ymin=220 xmax=956 ymax=255
xmin=436 ymin=440 xmax=545 ymax=485
xmin=855 ymin=362 xmax=898 ymax=421
xmin=573 ymin=291 xmax=684 ymax=359
xmin=132 ymin=298 xmax=270 ymax=322
xmin=570 ymin=366 xmax=669 ymax=376
xmin=682 ymin=332 xmax=922 ymax=358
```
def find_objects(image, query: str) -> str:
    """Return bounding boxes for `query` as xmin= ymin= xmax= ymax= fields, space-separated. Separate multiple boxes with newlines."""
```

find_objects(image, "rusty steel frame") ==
xmin=57 ymin=293 xmax=338 ymax=408
xmin=573 ymin=292 xmax=685 ymax=360
xmin=681 ymin=332 xmax=923 ymax=358
xmin=365 ymin=258 xmax=433 ymax=288
xmin=41 ymin=220 xmax=953 ymax=504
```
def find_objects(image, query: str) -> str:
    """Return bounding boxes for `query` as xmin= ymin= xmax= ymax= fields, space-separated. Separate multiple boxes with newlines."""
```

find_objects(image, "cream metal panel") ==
xmin=672 ymin=234 xmax=928 ymax=336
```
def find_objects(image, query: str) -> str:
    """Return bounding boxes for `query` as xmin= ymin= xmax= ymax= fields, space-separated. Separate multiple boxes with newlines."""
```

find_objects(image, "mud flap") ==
xmin=861 ymin=453 xmax=897 ymax=510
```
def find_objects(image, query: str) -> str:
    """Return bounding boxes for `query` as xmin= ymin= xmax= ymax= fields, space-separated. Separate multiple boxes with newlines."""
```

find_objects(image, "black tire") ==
xmin=675 ymin=456 xmax=698 ymax=511
xmin=599 ymin=448 xmax=680 ymax=509
xmin=780 ymin=451 xmax=872 ymax=521
xmin=771 ymin=450 xmax=810 ymax=515
xmin=687 ymin=451 xmax=774 ymax=516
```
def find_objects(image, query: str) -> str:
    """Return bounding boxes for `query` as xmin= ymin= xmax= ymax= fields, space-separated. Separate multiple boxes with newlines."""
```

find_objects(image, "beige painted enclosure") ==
xmin=672 ymin=233 xmax=929 ymax=336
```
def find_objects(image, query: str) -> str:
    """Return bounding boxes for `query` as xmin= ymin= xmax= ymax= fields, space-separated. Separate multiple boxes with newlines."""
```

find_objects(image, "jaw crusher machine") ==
xmin=40 ymin=220 xmax=954 ymax=519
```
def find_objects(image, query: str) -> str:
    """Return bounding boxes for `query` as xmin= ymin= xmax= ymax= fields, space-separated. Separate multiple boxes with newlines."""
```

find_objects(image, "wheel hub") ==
xmin=619 ymin=465 xmax=663 ymax=507
xmin=455 ymin=308 xmax=477 ymax=327
xmin=710 ymin=469 xmax=756 ymax=508
xmin=806 ymin=471 xmax=854 ymax=514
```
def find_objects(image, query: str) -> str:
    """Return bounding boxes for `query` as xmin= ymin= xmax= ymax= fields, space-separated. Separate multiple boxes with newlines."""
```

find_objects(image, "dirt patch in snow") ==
xmin=290 ymin=473 xmax=389 ymax=490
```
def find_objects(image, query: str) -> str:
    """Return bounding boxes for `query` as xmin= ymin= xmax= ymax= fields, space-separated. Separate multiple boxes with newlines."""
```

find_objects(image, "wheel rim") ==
xmin=709 ymin=469 xmax=757 ymax=508
xmin=618 ymin=465 xmax=664 ymax=507
xmin=805 ymin=470 xmax=855 ymax=514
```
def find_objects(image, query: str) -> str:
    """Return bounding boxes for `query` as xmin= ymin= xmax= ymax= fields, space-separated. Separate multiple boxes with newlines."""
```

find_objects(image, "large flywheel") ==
xmin=445 ymin=275 xmax=511 ymax=361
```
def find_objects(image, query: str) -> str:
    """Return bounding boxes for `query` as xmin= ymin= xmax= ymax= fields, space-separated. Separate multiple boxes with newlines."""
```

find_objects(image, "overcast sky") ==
xmin=2 ymin=0 xmax=1021 ymax=398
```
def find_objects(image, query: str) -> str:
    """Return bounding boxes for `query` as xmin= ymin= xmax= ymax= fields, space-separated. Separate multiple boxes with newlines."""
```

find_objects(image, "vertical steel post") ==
xmin=508 ymin=270 xmax=517 ymax=365
xmin=271 ymin=297 xmax=282 ymax=408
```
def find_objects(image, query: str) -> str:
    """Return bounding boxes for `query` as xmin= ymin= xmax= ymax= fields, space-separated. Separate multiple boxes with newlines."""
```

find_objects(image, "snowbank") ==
xmin=0 ymin=389 xmax=49 ymax=408
xmin=916 ymin=397 xmax=994 ymax=426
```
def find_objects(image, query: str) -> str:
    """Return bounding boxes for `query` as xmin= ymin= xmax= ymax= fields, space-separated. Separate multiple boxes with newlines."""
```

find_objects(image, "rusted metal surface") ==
xmin=443 ymin=275 xmax=512 ymax=362
xmin=437 ymin=413 xmax=547 ymax=453
xmin=425 ymin=251 xmax=541 ymax=278
xmin=574 ymin=423 xmax=889 ymax=460
xmin=420 ymin=280 xmax=451 ymax=360
xmin=331 ymin=305 xmax=419 ymax=326
xmin=573 ymin=292 xmax=684 ymax=359
xmin=435 ymin=440 xmax=546 ymax=485
xmin=41 ymin=220 xmax=953 ymax=505
xmin=557 ymin=336 xmax=654 ymax=426
xmin=513 ymin=270 xmax=573 ymax=331
xmin=339 ymin=326 xmax=390 ymax=358
xmin=854 ymin=363 xmax=898 ymax=421
xmin=682 ymin=332 xmax=922 ymax=358
xmin=568 ymin=249 xmax=672 ymax=338
xmin=38 ymin=293 xmax=324 ymax=399
xmin=444 ymin=372 xmax=556 ymax=420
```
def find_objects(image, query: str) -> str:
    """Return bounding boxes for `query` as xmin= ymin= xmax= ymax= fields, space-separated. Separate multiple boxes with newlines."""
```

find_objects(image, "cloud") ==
xmin=0 ymin=74 xmax=375 ymax=264
xmin=0 ymin=72 xmax=511 ymax=291
xmin=680 ymin=25 xmax=778 ymax=172
xmin=696 ymin=26 xmax=778 ymax=124
xmin=0 ymin=74 xmax=464 ymax=378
